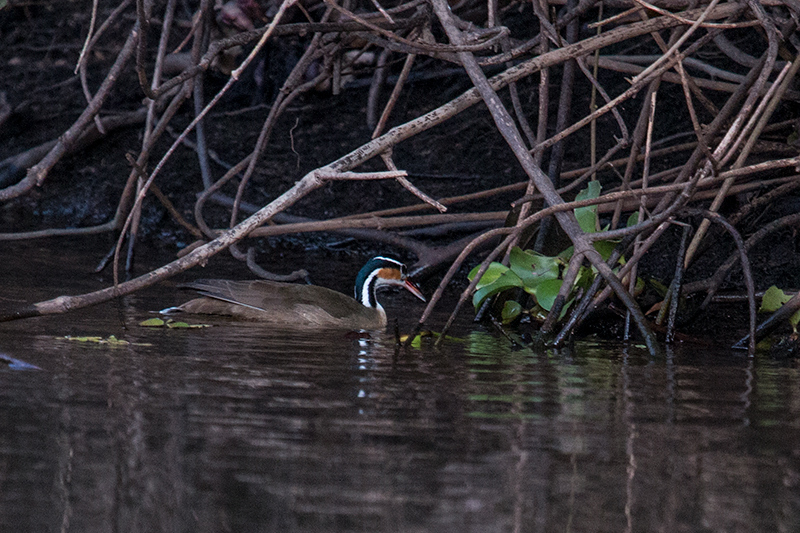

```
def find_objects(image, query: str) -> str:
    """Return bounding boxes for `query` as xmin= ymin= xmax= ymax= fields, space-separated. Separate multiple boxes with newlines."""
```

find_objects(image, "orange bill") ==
xmin=403 ymin=279 xmax=426 ymax=302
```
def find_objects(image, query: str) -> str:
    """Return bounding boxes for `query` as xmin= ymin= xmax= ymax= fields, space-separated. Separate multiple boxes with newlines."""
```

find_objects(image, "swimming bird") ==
xmin=169 ymin=256 xmax=425 ymax=330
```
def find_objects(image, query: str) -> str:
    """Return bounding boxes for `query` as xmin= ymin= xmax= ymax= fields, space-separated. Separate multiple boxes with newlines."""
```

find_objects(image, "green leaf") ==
xmin=649 ymin=278 xmax=669 ymax=297
xmin=65 ymin=336 xmax=102 ymax=343
xmin=575 ymin=266 xmax=595 ymax=290
xmin=557 ymin=245 xmax=575 ymax=262
xmin=468 ymin=262 xmax=509 ymax=289
xmin=627 ymin=212 xmax=640 ymax=227
xmin=105 ymin=335 xmax=130 ymax=346
xmin=508 ymin=247 xmax=559 ymax=290
xmin=471 ymin=269 xmax=523 ymax=309
xmin=140 ymin=317 xmax=210 ymax=329
xmin=575 ymin=205 xmax=598 ymax=233
xmin=411 ymin=334 xmax=423 ymax=348
xmin=501 ymin=300 xmax=522 ymax=324
xmin=760 ymin=285 xmax=791 ymax=313
xmin=790 ymin=309 xmax=800 ymax=332
xmin=140 ymin=318 xmax=166 ymax=327
xmin=533 ymin=279 xmax=564 ymax=311
xmin=593 ymin=239 xmax=617 ymax=262
xmin=574 ymin=181 xmax=601 ymax=233
xmin=62 ymin=335 xmax=150 ymax=347
xmin=576 ymin=180 xmax=602 ymax=201
xmin=402 ymin=331 xmax=464 ymax=348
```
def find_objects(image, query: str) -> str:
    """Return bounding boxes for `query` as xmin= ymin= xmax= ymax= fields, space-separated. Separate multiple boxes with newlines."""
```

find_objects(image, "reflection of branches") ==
xmin=0 ymin=0 xmax=798 ymax=351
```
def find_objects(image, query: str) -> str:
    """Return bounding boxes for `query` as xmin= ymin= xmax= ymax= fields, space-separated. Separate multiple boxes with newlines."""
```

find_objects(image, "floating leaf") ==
xmin=68 ymin=336 xmax=99 ymax=342
xmin=64 ymin=335 xmax=128 ymax=345
xmin=169 ymin=321 xmax=209 ymax=329
xmin=501 ymin=300 xmax=522 ymax=324
xmin=402 ymin=330 xmax=463 ymax=348
xmin=140 ymin=318 xmax=166 ymax=327
xmin=140 ymin=317 xmax=210 ymax=329
xmin=62 ymin=335 xmax=151 ymax=347
xmin=760 ymin=285 xmax=791 ymax=313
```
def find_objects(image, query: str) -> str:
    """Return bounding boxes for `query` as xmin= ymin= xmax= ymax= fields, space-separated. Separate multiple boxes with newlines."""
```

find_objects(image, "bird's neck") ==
xmin=356 ymin=269 xmax=383 ymax=310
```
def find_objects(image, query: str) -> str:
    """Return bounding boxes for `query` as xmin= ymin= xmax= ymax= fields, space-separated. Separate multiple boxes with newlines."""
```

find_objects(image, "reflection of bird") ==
xmin=170 ymin=257 xmax=426 ymax=330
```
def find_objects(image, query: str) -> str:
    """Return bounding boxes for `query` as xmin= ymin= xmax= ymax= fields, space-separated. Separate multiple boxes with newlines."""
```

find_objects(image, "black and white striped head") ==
xmin=354 ymin=257 xmax=426 ymax=309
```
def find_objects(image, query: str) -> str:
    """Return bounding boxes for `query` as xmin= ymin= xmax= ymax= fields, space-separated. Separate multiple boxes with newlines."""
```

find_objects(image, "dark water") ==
xmin=1 ymin=243 xmax=799 ymax=532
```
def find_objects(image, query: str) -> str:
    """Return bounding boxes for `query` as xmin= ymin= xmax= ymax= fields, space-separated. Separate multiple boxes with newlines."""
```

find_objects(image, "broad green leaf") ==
xmin=501 ymin=300 xmax=522 ymax=324
xmin=534 ymin=278 xmax=564 ymax=311
xmin=557 ymin=245 xmax=575 ymax=262
xmin=472 ymin=269 xmax=523 ymax=309
xmin=575 ymin=204 xmax=598 ymax=233
xmin=593 ymin=239 xmax=617 ymax=262
xmin=509 ymin=246 xmax=536 ymax=272
xmin=509 ymin=247 xmax=559 ymax=289
xmin=574 ymin=181 xmax=601 ymax=233
xmin=627 ymin=212 xmax=640 ymax=227
xmin=760 ymin=285 xmax=791 ymax=313
xmin=468 ymin=262 xmax=509 ymax=289
xmin=576 ymin=180 xmax=602 ymax=201
xmin=140 ymin=318 xmax=166 ymax=327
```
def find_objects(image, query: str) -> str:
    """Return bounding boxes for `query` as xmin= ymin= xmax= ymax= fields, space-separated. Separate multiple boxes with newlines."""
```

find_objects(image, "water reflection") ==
xmin=0 ymin=245 xmax=799 ymax=531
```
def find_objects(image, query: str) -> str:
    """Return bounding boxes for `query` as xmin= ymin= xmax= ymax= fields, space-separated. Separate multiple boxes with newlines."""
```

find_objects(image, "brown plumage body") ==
xmin=172 ymin=257 xmax=425 ymax=330
xmin=179 ymin=279 xmax=390 ymax=329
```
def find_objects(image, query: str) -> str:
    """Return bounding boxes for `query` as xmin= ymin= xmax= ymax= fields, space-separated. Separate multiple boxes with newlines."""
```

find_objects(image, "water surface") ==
xmin=1 ymin=242 xmax=798 ymax=532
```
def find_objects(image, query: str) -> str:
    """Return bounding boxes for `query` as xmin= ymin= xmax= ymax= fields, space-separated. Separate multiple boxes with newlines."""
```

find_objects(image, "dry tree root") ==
xmin=1 ymin=0 xmax=799 ymax=356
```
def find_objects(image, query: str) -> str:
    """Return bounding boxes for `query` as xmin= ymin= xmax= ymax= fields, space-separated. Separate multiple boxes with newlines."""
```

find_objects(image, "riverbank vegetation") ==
xmin=1 ymin=0 xmax=799 ymax=355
